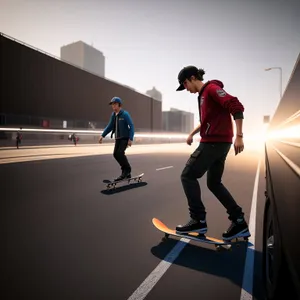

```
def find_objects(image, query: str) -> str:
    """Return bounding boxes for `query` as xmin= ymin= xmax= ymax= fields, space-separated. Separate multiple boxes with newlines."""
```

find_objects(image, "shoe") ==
xmin=114 ymin=171 xmax=131 ymax=181
xmin=123 ymin=170 xmax=131 ymax=179
xmin=222 ymin=217 xmax=250 ymax=241
xmin=176 ymin=218 xmax=207 ymax=234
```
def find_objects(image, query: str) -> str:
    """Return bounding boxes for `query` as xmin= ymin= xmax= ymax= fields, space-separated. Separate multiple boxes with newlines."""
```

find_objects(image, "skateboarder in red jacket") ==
xmin=175 ymin=65 xmax=250 ymax=241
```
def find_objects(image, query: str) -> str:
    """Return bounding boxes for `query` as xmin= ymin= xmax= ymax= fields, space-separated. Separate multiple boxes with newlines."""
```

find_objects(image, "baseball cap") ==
xmin=109 ymin=96 xmax=122 ymax=105
xmin=176 ymin=65 xmax=199 ymax=91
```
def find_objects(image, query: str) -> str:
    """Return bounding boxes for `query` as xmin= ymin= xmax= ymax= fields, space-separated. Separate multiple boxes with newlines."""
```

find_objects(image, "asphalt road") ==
xmin=2 ymin=143 xmax=266 ymax=300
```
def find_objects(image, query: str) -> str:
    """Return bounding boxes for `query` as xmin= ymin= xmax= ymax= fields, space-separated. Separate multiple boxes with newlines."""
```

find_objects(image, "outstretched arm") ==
xmin=209 ymin=85 xmax=245 ymax=155
xmin=185 ymin=123 xmax=201 ymax=145
xmin=233 ymin=117 xmax=244 ymax=155
xmin=189 ymin=123 xmax=201 ymax=137
xmin=101 ymin=114 xmax=114 ymax=138
xmin=208 ymin=85 xmax=244 ymax=117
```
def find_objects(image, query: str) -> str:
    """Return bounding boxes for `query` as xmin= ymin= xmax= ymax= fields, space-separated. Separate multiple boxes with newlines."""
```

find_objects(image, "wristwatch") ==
xmin=237 ymin=133 xmax=243 ymax=138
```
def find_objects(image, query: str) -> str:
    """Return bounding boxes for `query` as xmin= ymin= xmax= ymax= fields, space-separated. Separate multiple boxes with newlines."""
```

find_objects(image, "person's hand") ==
xmin=186 ymin=134 xmax=193 ymax=145
xmin=127 ymin=140 xmax=132 ymax=147
xmin=234 ymin=136 xmax=244 ymax=155
xmin=98 ymin=136 xmax=103 ymax=144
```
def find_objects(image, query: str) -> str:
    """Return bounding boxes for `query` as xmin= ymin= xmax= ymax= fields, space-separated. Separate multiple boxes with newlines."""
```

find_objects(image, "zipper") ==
xmin=197 ymin=82 xmax=210 ymax=124
xmin=198 ymin=96 xmax=202 ymax=123
xmin=114 ymin=114 xmax=119 ymax=138
xmin=205 ymin=123 xmax=211 ymax=135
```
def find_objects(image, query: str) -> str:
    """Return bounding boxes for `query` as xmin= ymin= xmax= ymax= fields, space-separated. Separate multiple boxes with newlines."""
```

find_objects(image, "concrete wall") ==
xmin=0 ymin=34 xmax=162 ymax=131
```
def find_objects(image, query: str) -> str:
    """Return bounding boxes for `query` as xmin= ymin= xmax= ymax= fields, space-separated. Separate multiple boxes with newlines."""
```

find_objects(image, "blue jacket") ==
xmin=101 ymin=109 xmax=134 ymax=141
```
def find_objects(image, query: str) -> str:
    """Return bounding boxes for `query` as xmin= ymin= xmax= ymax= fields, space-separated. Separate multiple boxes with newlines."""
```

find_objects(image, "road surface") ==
xmin=2 ymin=143 xmax=265 ymax=300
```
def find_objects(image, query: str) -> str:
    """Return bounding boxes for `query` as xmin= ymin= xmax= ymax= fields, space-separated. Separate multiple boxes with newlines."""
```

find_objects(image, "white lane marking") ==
xmin=156 ymin=166 xmax=174 ymax=171
xmin=127 ymin=238 xmax=190 ymax=300
xmin=240 ymin=159 xmax=261 ymax=300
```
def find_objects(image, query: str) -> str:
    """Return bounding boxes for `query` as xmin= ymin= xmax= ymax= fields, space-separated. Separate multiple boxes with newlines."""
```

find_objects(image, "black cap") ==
xmin=176 ymin=65 xmax=199 ymax=91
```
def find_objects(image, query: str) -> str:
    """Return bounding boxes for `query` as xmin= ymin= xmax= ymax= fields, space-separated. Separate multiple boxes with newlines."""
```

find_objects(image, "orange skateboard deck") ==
xmin=152 ymin=218 xmax=249 ymax=251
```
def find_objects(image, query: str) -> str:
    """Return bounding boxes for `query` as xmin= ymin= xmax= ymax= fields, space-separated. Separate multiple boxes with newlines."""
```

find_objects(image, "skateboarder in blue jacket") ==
xmin=175 ymin=65 xmax=250 ymax=241
xmin=99 ymin=97 xmax=135 ymax=181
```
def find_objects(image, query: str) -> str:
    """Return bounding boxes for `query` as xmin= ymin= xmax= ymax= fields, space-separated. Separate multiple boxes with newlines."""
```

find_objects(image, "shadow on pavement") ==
xmin=151 ymin=238 xmax=264 ymax=300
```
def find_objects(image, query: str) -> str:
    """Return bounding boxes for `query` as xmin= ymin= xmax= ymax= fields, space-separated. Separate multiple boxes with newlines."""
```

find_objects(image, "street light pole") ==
xmin=264 ymin=67 xmax=283 ymax=99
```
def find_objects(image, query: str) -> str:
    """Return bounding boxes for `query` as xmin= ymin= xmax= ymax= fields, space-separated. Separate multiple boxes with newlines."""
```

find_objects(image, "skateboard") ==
xmin=152 ymin=218 xmax=249 ymax=251
xmin=103 ymin=173 xmax=144 ymax=190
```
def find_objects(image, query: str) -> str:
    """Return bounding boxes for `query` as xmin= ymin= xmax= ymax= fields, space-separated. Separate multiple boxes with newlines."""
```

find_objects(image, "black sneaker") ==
xmin=114 ymin=174 xmax=125 ymax=181
xmin=123 ymin=170 xmax=131 ymax=179
xmin=222 ymin=217 xmax=250 ymax=241
xmin=114 ymin=172 xmax=131 ymax=181
xmin=176 ymin=218 xmax=207 ymax=234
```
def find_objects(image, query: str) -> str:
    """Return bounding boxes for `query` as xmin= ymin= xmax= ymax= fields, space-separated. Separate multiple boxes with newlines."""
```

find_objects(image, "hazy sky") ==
xmin=1 ymin=0 xmax=299 ymax=134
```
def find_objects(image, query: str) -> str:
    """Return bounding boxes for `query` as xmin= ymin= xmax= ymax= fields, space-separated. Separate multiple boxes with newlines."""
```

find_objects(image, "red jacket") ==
xmin=198 ymin=80 xmax=244 ymax=143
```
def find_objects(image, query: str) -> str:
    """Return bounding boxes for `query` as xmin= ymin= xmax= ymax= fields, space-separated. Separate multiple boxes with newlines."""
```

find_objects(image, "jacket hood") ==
xmin=209 ymin=80 xmax=224 ymax=88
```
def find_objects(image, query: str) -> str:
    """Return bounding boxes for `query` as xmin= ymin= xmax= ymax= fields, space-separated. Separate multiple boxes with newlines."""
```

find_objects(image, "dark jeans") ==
xmin=113 ymin=138 xmax=131 ymax=173
xmin=181 ymin=142 xmax=243 ymax=221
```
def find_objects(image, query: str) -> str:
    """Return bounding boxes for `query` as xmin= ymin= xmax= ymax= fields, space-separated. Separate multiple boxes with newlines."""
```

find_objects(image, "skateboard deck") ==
xmin=103 ymin=173 xmax=144 ymax=190
xmin=152 ymin=218 xmax=249 ymax=251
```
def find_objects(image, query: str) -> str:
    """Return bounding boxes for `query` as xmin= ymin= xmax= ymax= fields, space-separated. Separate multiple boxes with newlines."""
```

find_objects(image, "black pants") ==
xmin=113 ymin=138 xmax=131 ymax=173
xmin=16 ymin=138 xmax=21 ymax=148
xmin=181 ymin=142 xmax=243 ymax=221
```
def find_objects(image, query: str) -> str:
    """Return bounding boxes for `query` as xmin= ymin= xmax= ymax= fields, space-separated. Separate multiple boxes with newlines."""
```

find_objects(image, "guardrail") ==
xmin=0 ymin=127 xmax=189 ymax=138
xmin=0 ymin=127 xmax=191 ymax=147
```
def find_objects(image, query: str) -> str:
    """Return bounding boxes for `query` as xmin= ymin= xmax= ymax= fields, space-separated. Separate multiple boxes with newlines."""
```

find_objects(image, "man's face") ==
xmin=111 ymin=102 xmax=120 ymax=112
xmin=183 ymin=77 xmax=198 ymax=93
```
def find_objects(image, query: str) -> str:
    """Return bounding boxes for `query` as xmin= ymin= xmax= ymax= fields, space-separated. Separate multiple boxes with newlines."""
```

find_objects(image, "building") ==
xmin=146 ymin=87 xmax=162 ymax=102
xmin=0 ymin=32 xmax=162 ymax=131
xmin=60 ymin=41 xmax=105 ymax=78
xmin=162 ymin=108 xmax=194 ymax=133
xmin=263 ymin=115 xmax=270 ymax=124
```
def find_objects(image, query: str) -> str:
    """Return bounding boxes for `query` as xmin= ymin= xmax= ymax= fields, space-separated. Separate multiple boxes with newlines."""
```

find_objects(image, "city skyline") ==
xmin=1 ymin=0 xmax=299 ymax=133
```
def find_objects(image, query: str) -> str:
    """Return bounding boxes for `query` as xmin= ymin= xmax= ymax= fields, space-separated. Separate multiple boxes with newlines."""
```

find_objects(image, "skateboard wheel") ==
xmin=162 ymin=234 xmax=169 ymax=242
xmin=216 ymin=245 xmax=221 ymax=252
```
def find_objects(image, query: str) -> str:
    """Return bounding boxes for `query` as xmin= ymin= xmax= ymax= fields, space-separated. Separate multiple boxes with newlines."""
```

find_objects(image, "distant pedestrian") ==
xmin=16 ymin=128 xmax=23 ymax=149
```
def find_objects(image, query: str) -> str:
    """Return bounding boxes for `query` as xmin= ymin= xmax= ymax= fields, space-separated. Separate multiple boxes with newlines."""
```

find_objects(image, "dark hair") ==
xmin=176 ymin=66 xmax=206 ymax=91
xmin=196 ymin=68 xmax=205 ymax=81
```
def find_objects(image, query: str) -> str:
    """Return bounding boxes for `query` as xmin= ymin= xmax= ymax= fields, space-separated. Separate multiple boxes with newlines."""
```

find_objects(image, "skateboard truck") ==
xmin=105 ymin=173 xmax=144 ymax=190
